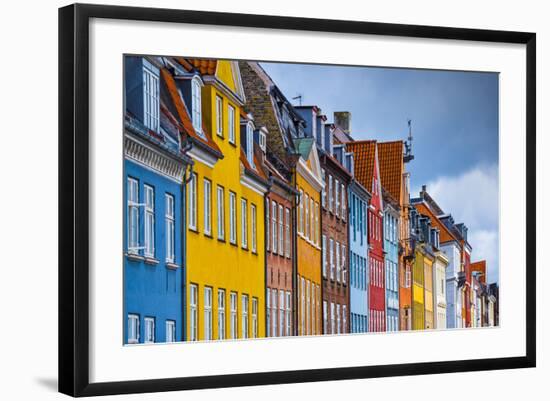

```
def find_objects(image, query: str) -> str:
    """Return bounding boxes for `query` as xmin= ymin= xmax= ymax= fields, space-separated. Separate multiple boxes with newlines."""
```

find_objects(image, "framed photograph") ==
xmin=58 ymin=3 xmax=536 ymax=397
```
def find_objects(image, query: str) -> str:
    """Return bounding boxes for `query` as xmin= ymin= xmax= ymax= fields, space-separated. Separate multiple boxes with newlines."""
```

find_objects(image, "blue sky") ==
xmin=261 ymin=62 xmax=499 ymax=283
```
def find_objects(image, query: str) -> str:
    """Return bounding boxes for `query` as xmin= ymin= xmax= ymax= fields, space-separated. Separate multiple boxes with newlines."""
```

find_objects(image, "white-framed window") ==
xmin=342 ymin=245 xmax=347 ymax=284
xmin=335 ymin=178 xmax=340 ymax=217
xmin=272 ymin=289 xmax=277 ymax=337
xmin=323 ymin=301 xmax=328 ymax=334
xmin=216 ymin=186 xmax=225 ymax=240
xmin=304 ymin=194 xmax=309 ymax=240
xmin=127 ymin=178 xmax=140 ymax=254
xmin=329 ymin=238 xmax=334 ymax=280
xmin=266 ymin=199 xmax=270 ymax=252
xmin=328 ymin=175 xmax=333 ymax=212
xmin=127 ymin=314 xmax=139 ymax=344
xmin=166 ymin=320 xmax=176 ymax=343
xmin=299 ymin=190 xmax=304 ymax=234
xmin=278 ymin=205 xmax=284 ymax=255
xmin=306 ymin=280 xmax=311 ymax=335
xmin=341 ymin=183 xmax=346 ymax=220
xmin=204 ymin=287 xmax=212 ymax=341
xmin=314 ymin=203 xmax=320 ymax=245
xmin=229 ymin=192 xmax=237 ymax=244
xmin=246 ymin=122 xmax=254 ymax=166
xmin=271 ymin=201 xmax=277 ymax=253
xmin=165 ymin=194 xmax=175 ymax=263
xmin=301 ymin=277 xmax=305 ymax=335
xmin=142 ymin=59 xmax=160 ymax=133
xmin=266 ymin=288 xmax=271 ymax=337
xmin=285 ymin=291 xmax=291 ymax=336
xmin=230 ymin=292 xmax=238 ymax=339
xmin=321 ymin=169 xmax=326 ymax=208
xmin=336 ymin=304 xmax=341 ymax=334
xmin=285 ymin=208 xmax=290 ymax=258
xmin=218 ymin=289 xmax=226 ymax=340
xmin=342 ymin=305 xmax=347 ymax=334
xmin=228 ymin=104 xmax=236 ymax=144
xmin=330 ymin=302 xmax=335 ymax=334
xmin=203 ymin=179 xmax=211 ymax=235
xmin=279 ymin=290 xmax=284 ymax=336
xmin=311 ymin=285 xmax=316 ymax=335
xmin=310 ymin=198 xmax=314 ymax=241
xmin=188 ymin=173 xmax=197 ymax=230
xmin=144 ymin=317 xmax=155 ymax=343
xmin=252 ymin=297 xmax=258 ymax=338
xmin=251 ymin=204 xmax=257 ymax=253
xmin=191 ymin=76 xmax=202 ymax=133
xmin=144 ymin=185 xmax=155 ymax=257
xmin=336 ymin=242 xmax=341 ymax=283
xmin=216 ymin=95 xmax=223 ymax=137
xmin=242 ymin=294 xmax=249 ymax=339
xmin=190 ymin=284 xmax=198 ymax=341
xmin=322 ymin=235 xmax=327 ymax=277
xmin=241 ymin=198 xmax=248 ymax=249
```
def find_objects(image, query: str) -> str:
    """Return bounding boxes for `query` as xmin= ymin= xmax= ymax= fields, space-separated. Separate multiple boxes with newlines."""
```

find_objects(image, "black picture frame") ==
xmin=58 ymin=3 xmax=536 ymax=397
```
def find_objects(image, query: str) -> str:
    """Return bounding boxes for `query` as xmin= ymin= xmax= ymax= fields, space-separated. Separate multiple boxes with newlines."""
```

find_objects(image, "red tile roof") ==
xmin=174 ymin=57 xmax=195 ymax=72
xmin=414 ymin=203 xmax=457 ymax=244
xmin=187 ymin=58 xmax=217 ymax=75
xmin=377 ymin=141 xmax=404 ymax=204
xmin=470 ymin=261 xmax=487 ymax=284
xmin=346 ymin=140 xmax=377 ymax=190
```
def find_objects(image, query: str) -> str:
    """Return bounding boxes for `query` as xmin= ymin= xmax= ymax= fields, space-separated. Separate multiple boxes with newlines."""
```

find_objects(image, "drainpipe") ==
xmin=264 ymin=176 xmax=273 ymax=338
xmin=181 ymin=140 xmax=194 ymax=342
xmin=291 ymin=167 xmax=300 ymax=336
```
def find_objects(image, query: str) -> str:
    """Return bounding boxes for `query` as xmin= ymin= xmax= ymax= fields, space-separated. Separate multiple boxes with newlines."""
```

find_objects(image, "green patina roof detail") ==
xmin=293 ymin=137 xmax=314 ymax=160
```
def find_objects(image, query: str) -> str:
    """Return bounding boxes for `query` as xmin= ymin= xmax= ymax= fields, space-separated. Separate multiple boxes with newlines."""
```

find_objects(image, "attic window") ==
xmin=259 ymin=130 xmax=266 ymax=152
xmin=246 ymin=122 xmax=255 ymax=167
xmin=191 ymin=76 xmax=203 ymax=134
xmin=142 ymin=59 xmax=160 ymax=133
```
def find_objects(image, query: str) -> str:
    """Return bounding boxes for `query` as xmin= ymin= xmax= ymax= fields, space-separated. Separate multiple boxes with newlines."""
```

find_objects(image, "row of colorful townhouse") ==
xmin=123 ymin=56 xmax=499 ymax=344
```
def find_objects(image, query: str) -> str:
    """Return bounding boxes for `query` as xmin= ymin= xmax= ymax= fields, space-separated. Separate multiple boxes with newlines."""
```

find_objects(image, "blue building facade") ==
xmin=348 ymin=179 xmax=370 ymax=333
xmin=123 ymin=56 xmax=192 ymax=344
xmin=383 ymin=195 xmax=400 ymax=332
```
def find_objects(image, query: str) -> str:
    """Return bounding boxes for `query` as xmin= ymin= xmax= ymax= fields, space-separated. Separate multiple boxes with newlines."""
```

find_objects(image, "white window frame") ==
xmin=242 ymin=294 xmax=249 ymax=339
xmin=165 ymin=193 xmax=175 ymax=263
xmin=229 ymin=191 xmax=237 ymax=244
xmin=329 ymin=238 xmax=334 ymax=280
xmin=299 ymin=190 xmax=304 ymax=234
xmin=230 ymin=292 xmax=238 ymax=339
xmin=144 ymin=185 xmax=155 ymax=258
xmin=279 ymin=290 xmax=285 ymax=337
xmin=251 ymin=204 xmax=257 ymax=253
xmin=203 ymin=179 xmax=211 ymax=236
xmin=285 ymin=208 xmax=290 ymax=258
xmin=144 ymin=317 xmax=155 ymax=343
xmin=272 ymin=201 xmax=278 ymax=253
xmin=322 ymin=235 xmax=327 ymax=277
xmin=272 ymin=289 xmax=278 ymax=337
xmin=218 ymin=289 xmax=226 ymax=340
xmin=191 ymin=76 xmax=203 ymax=134
xmin=217 ymin=186 xmax=225 ymax=240
xmin=278 ymin=205 xmax=284 ymax=255
xmin=330 ymin=302 xmax=335 ymax=334
xmin=310 ymin=198 xmax=314 ymax=241
xmin=323 ymin=301 xmax=328 ymax=334
xmin=246 ymin=122 xmax=255 ymax=166
xmin=188 ymin=173 xmax=197 ymax=231
xmin=336 ymin=304 xmax=341 ymax=334
xmin=342 ymin=244 xmax=347 ymax=284
xmin=301 ymin=277 xmax=305 ymax=335
xmin=341 ymin=183 xmax=346 ymax=221
xmin=204 ymin=287 xmax=213 ymax=341
xmin=165 ymin=319 xmax=176 ymax=343
xmin=328 ymin=175 xmax=333 ymax=212
xmin=321 ymin=169 xmax=326 ymax=208
xmin=343 ymin=305 xmax=347 ymax=334
xmin=241 ymin=198 xmax=248 ymax=249
xmin=266 ymin=199 xmax=270 ymax=252
xmin=252 ymin=297 xmax=258 ymax=338
xmin=336 ymin=242 xmax=341 ymax=283
xmin=311 ymin=285 xmax=315 ymax=335
xmin=285 ymin=291 xmax=291 ymax=336
xmin=306 ymin=280 xmax=311 ymax=335
xmin=304 ymin=194 xmax=309 ymax=240
xmin=266 ymin=288 xmax=271 ymax=337
xmin=315 ymin=202 xmax=320 ymax=246
xmin=190 ymin=284 xmax=198 ymax=341
xmin=216 ymin=95 xmax=223 ymax=137
xmin=335 ymin=178 xmax=340 ymax=217
xmin=127 ymin=314 xmax=140 ymax=344
xmin=127 ymin=178 xmax=140 ymax=254
xmin=142 ymin=59 xmax=160 ymax=133
xmin=228 ymin=104 xmax=236 ymax=144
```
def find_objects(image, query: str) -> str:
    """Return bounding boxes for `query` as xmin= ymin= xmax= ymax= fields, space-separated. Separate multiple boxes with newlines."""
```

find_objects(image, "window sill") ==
xmin=229 ymin=241 xmax=238 ymax=247
xmin=228 ymin=141 xmax=236 ymax=147
xmin=126 ymin=253 xmax=144 ymax=262
xmin=217 ymin=237 xmax=226 ymax=243
xmin=241 ymin=245 xmax=249 ymax=251
xmin=204 ymin=232 xmax=213 ymax=239
xmin=166 ymin=262 xmax=180 ymax=270
xmin=188 ymin=227 xmax=199 ymax=234
xmin=144 ymin=257 xmax=159 ymax=266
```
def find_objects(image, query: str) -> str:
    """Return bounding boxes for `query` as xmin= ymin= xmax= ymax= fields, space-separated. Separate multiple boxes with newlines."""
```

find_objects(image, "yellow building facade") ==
xmin=181 ymin=60 xmax=268 ymax=341
xmin=412 ymin=247 xmax=425 ymax=330
xmin=423 ymin=256 xmax=435 ymax=329
xmin=294 ymin=138 xmax=324 ymax=336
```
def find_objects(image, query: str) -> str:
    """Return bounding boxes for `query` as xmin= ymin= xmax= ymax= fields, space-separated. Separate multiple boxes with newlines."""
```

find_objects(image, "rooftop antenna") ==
xmin=404 ymin=119 xmax=414 ymax=163
xmin=292 ymin=94 xmax=303 ymax=106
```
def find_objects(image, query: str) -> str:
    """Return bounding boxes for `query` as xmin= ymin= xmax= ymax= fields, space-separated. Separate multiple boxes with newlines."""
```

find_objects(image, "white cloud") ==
xmin=415 ymin=164 xmax=499 ymax=283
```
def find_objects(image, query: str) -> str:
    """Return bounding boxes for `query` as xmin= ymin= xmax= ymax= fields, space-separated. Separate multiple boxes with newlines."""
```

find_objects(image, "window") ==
xmin=278 ymin=205 xmax=284 ymax=255
xmin=285 ymin=208 xmax=290 ymax=258
xmin=127 ymin=178 xmax=139 ymax=254
xmin=329 ymin=175 xmax=333 ymax=212
xmin=216 ymin=95 xmax=223 ymax=136
xmin=218 ymin=289 xmax=226 ymax=340
xmin=321 ymin=169 xmax=326 ymax=208
xmin=241 ymin=198 xmax=248 ymax=249
xmin=301 ymin=277 xmax=305 ymax=335
xmin=144 ymin=185 xmax=155 ymax=257
xmin=188 ymin=174 xmax=197 ymax=230
xmin=203 ymin=179 xmax=211 ymax=235
xmin=306 ymin=280 xmax=310 ymax=335
xmin=191 ymin=77 xmax=202 ymax=133
xmin=217 ymin=186 xmax=225 ymax=240
xmin=127 ymin=314 xmax=139 ymax=344
xmin=272 ymin=289 xmax=277 ymax=337
xmin=343 ymin=306 xmax=347 ymax=334
xmin=144 ymin=317 xmax=155 ymax=343
xmin=304 ymin=194 xmax=309 ymax=239
xmin=335 ymin=179 xmax=340 ymax=217
xmin=336 ymin=242 xmax=341 ymax=283
xmin=310 ymin=198 xmax=314 ymax=241
xmin=251 ymin=204 xmax=257 ymax=253
xmin=342 ymin=245 xmax=347 ymax=284
xmin=166 ymin=320 xmax=176 ymax=343
xmin=204 ymin=287 xmax=212 ymax=341
xmin=279 ymin=290 xmax=284 ymax=336
xmin=330 ymin=302 xmax=335 ymax=334
xmin=142 ymin=60 xmax=160 ymax=132
xmin=341 ymin=183 xmax=346 ymax=220
xmin=329 ymin=238 xmax=334 ymax=280
xmin=323 ymin=301 xmax=328 ymax=334
xmin=271 ymin=201 xmax=277 ymax=253
xmin=242 ymin=295 xmax=249 ymax=339
xmin=228 ymin=105 xmax=235 ymax=144
xmin=266 ymin=288 xmax=271 ymax=337
xmin=299 ymin=190 xmax=304 ymax=234
xmin=190 ymin=284 xmax=198 ymax=341
xmin=315 ymin=203 xmax=320 ymax=245
xmin=229 ymin=192 xmax=237 ymax=244
xmin=252 ymin=297 xmax=258 ymax=338
xmin=322 ymin=235 xmax=327 ymax=277
xmin=266 ymin=199 xmax=270 ymax=252
xmin=285 ymin=291 xmax=291 ymax=336
xmin=230 ymin=292 xmax=238 ymax=339
xmin=165 ymin=194 xmax=175 ymax=262
xmin=246 ymin=123 xmax=254 ymax=166
xmin=311 ymin=285 xmax=315 ymax=335
xmin=336 ymin=304 xmax=341 ymax=334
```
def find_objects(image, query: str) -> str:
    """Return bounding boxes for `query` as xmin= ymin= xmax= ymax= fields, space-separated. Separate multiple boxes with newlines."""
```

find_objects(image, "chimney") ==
xmin=334 ymin=111 xmax=351 ymax=135
xmin=421 ymin=184 xmax=427 ymax=194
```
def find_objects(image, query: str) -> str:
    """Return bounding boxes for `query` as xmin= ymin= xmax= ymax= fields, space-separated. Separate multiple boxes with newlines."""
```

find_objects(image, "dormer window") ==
xmin=246 ymin=122 xmax=255 ymax=167
xmin=142 ymin=59 xmax=160 ymax=132
xmin=191 ymin=76 xmax=203 ymax=134
xmin=259 ymin=129 xmax=267 ymax=152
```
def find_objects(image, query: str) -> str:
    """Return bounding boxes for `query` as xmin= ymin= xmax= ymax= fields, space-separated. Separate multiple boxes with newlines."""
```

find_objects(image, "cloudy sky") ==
xmin=261 ymin=62 xmax=499 ymax=284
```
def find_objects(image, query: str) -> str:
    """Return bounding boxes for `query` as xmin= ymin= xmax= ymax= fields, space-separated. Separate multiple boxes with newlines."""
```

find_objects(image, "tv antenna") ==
xmin=404 ymin=119 xmax=414 ymax=163
xmin=292 ymin=94 xmax=303 ymax=106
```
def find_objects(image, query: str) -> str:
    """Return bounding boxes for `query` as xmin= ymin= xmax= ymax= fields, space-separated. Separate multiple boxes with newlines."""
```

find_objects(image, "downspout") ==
xmin=181 ymin=140 xmax=194 ymax=342
xmin=291 ymin=167 xmax=300 ymax=336
xmin=264 ymin=176 xmax=274 ymax=338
